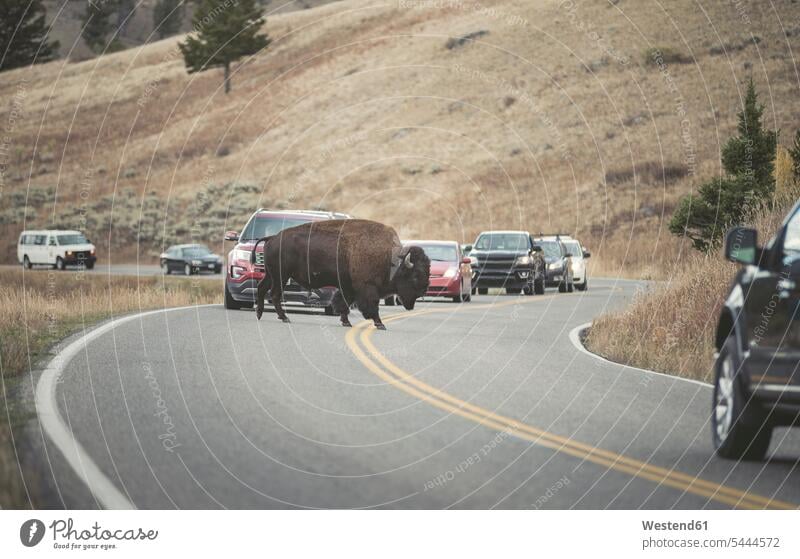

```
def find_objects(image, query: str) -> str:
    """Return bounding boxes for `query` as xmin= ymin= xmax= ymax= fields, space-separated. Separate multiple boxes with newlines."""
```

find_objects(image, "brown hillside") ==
xmin=3 ymin=0 xmax=800 ymax=271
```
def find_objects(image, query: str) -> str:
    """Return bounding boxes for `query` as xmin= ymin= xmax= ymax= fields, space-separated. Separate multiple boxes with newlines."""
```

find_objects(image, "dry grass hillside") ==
xmin=3 ymin=0 xmax=800 ymax=274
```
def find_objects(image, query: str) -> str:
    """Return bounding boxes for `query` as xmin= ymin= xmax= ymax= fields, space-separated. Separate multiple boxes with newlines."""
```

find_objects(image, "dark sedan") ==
xmin=160 ymin=244 xmax=223 ymax=275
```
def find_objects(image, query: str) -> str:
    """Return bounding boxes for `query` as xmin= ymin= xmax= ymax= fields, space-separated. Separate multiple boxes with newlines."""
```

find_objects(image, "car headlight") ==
xmin=548 ymin=261 xmax=563 ymax=271
xmin=232 ymin=249 xmax=251 ymax=261
xmin=469 ymin=256 xmax=479 ymax=267
xmin=515 ymin=255 xmax=531 ymax=266
xmin=443 ymin=266 xmax=458 ymax=278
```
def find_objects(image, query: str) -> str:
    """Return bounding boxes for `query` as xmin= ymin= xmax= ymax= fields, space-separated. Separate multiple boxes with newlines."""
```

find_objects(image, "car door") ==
xmin=47 ymin=234 xmax=58 ymax=264
xmin=743 ymin=204 xmax=800 ymax=382
xmin=168 ymin=248 xmax=182 ymax=272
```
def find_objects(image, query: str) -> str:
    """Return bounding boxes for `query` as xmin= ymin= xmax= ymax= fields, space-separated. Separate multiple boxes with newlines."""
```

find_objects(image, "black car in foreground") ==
xmin=160 ymin=244 xmax=223 ymax=275
xmin=467 ymin=230 xmax=545 ymax=295
xmin=713 ymin=202 xmax=800 ymax=460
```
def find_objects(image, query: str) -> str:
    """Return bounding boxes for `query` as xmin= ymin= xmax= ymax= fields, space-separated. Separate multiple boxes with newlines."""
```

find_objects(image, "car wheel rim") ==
xmin=715 ymin=354 xmax=735 ymax=442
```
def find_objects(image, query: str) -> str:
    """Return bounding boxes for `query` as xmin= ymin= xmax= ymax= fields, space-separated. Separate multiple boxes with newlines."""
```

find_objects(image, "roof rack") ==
xmin=535 ymin=232 xmax=572 ymax=239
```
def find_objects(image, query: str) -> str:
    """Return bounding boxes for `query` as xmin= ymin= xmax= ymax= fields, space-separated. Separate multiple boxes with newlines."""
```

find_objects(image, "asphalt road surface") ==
xmin=37 ymin=279 xmax=800 ymax=509
xmin=2 ymin=263 xmax=222 ymax=279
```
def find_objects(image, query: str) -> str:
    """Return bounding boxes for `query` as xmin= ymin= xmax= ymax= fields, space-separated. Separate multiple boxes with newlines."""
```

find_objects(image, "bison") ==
xmin=250 ymin=219 xmax=430 ymax=329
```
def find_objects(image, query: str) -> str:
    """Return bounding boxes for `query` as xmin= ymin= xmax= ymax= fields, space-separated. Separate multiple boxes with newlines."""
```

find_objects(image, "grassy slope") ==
xmin=586 ymin=191 xmax=797 ymax=382
xmin=2 ymin=0 xmax=798 ymax=274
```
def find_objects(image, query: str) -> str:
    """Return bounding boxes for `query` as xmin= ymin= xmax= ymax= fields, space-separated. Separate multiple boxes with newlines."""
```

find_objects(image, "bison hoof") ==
xmin=256 ymin=310 xmax=262 ymax=320
xmin=279 ymin=316 xmax=290 ymax=323
xmin=375 ymin=323 xmax=386 ymax=330
xmin=341 ymin=320 xmax=352 ymax=327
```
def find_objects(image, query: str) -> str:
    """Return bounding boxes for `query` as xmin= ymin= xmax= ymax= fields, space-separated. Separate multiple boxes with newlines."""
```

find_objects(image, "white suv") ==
xmin=17 ymin=230 xmax=97 ymax=270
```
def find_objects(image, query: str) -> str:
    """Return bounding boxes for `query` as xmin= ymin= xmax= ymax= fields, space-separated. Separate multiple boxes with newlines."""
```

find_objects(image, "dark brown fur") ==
xmin=253 ymin=219 xmax=430 ymax=329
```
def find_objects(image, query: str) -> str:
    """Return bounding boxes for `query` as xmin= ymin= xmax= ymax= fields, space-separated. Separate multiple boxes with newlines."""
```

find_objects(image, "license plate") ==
xmin=208 ymin=264 xmax=214 ymax=269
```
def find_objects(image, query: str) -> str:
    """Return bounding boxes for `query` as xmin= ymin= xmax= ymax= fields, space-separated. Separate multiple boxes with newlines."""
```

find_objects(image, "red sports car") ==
xmin=387 ymin=240 xmax=472 ymax=303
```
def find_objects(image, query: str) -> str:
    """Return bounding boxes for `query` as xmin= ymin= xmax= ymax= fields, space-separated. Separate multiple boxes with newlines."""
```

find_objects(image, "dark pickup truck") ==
xmin=466 ymin=230 xmax=545 ymax=295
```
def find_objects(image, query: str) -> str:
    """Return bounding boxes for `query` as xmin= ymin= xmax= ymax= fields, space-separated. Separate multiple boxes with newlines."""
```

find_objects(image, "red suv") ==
xmin=223 ymin=209 xmax=351 ymax=312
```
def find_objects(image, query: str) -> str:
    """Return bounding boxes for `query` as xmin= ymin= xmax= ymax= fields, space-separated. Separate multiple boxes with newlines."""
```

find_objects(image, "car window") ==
xmin=48 ymin=236 xmax=57 ymax=246
xmin=240 ymin=216 xmax=312 ymax=240
xmin=57 ymin=233 xmax=88 ymax=245
xmin=418 ymin=244 xmax=457 ymax=262
xmin=537 ymin=241 xmax=563 ymax=259
xmin=474 ymin=233 xmax=529 ymax=251
xmin=183 ymin=246 xmax=212 ymax=257
xmin=564 ymin=241 xmax=582 ymax=257
xmin=34 ymin=235 xmax=46 ymax=246
xmin=783 ymin=209 xmax=800 ymax=255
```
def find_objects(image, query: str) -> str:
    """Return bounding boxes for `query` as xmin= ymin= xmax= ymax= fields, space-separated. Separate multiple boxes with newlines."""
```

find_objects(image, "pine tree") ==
xmin=669 ymin=78 xmax=778 ymax=251
xmin=0 ymin=0 xmax=59 ymax=71
xmin=178 ymin=0 xmax=270 ymax=94
xmin=153 ymin=0 xmax=184 ymax=39
xmin=789 ymin=129 xmax=800 ymax=182
xmin=81 ymin=0 xmax=117 ymax=54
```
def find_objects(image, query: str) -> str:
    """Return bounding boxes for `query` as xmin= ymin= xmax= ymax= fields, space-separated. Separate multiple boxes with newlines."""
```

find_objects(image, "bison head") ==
xmin=394 ymin=246 xmax=430 ymax=310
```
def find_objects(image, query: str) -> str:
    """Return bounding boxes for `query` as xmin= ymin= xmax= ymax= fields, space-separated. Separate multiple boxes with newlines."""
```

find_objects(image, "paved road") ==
xmin=38 ymin=279 xmax=800 ymax=509
xmin=2 ymin=263 xmax=221 ymax=280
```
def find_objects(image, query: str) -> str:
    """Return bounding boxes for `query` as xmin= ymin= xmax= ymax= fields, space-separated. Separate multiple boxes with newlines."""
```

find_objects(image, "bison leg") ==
xmin=357 ymin=286 xmax=385 ymax=330
xmin=332 ymin=289 xmax=352 ymax=327
xmin=255 ymin=275 xmax=272 ymax=320
xmin=270 ymin=282 xmax=290 ymax=323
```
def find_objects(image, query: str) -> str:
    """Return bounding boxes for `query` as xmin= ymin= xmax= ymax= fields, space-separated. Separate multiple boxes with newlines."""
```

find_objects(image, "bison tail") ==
xmin=250 ymin=236 xmax=270 ymax=265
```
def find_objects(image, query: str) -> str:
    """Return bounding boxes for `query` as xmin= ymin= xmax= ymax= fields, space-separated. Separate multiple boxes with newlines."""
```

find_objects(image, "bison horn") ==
xmin=403 ymin=251 xmax=413 ymax=268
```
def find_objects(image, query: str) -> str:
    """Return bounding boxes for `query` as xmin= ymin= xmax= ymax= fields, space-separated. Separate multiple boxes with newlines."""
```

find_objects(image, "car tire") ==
xmin=712 ymin=337 xmax=773 ymax=461
xmin=576 ymin=279 xmax=588 ymax=291
xmin=471 ymin=287 xmax=477 ymax=295
xmin=184 ymin=263 xmax=192 ymax=276
xmin=534 ymin=278 xmax=545 ymax=295
xmin=56 ymin=257 xmax=65 ymax=271
xmin=23 ymin=255 xmax=32 ymax=269
xmin=384 ymin=296 xmax=396 ymax=306
xmin=162 ymin=261 xmax=170 ymax=275
xmin=523 ymin=282 xmax=533 ymax=295
xmin=567 ymin=277 xmax=574 ymax=293
xmin=478 ymin=287 xmax=488 ymax=295
xmin=558 ymin=281 xmax=567 ymax=293
xmin=85 ymin=261 xmax=94 ymax=270
xmin=324 ymin=305 xmax=335 ymax=316
xmin=506 ymin=287 xmax=522 ymax=295
xmin=224 ymin=281 xmax=249 ymax=310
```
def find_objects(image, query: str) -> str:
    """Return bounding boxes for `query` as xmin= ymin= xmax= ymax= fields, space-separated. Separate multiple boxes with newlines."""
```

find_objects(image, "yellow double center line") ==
xmin=344 ymin=297 xmax=797 ymax=510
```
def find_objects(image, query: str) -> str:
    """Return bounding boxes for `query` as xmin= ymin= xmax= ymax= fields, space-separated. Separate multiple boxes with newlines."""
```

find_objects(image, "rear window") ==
xmin=474 ymin=233 xmax=529 ymax=251
xmin=240 ymin=216 xmax=313 ymax=240
xmin=57 ymin=234 xmax=88 ymax=245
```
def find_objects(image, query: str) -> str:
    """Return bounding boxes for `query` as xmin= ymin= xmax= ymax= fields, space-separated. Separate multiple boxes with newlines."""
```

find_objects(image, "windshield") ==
xmin=474 ymin=233 xmax=529 ymax=251
xmin=537 ymin=241 xmax=563 ymax=259
xmin=241 ymin=216 xmax=311 ymax=240
xmin=564 ymin=241 xmax=582 ymax=258
xmin=57 ymin=234 xmax=88 ymax=245
xmin=183 ymin=245 xmax=212 ymax=257
xmin=418 ymin=244 xmax=458 ymax=262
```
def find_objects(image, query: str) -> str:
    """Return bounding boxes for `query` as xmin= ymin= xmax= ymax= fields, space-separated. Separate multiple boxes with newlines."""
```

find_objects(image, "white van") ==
xmin=17 ymin=230 xmax=97 ymax=270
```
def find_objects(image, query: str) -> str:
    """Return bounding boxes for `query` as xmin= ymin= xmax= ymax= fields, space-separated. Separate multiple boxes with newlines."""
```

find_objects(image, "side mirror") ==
xmin=725 ymin=226 xmax=758 ymax=265
xmin=224 ymin=230 xmax=239 ymax=242
xmin=583 ymin=250 xmax=591 ymax=258
xmin=531 ymin=245 xmax=542 ymax=252
xmin=461 ymin=257 xmax=471 ymax=264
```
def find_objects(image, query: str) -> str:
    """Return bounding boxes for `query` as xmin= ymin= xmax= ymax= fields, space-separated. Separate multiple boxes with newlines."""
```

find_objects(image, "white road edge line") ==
xmin=568 ymin=322 xmax=712 ymax=389
xmin=35 ymin=304 xmax=219 ymax=510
